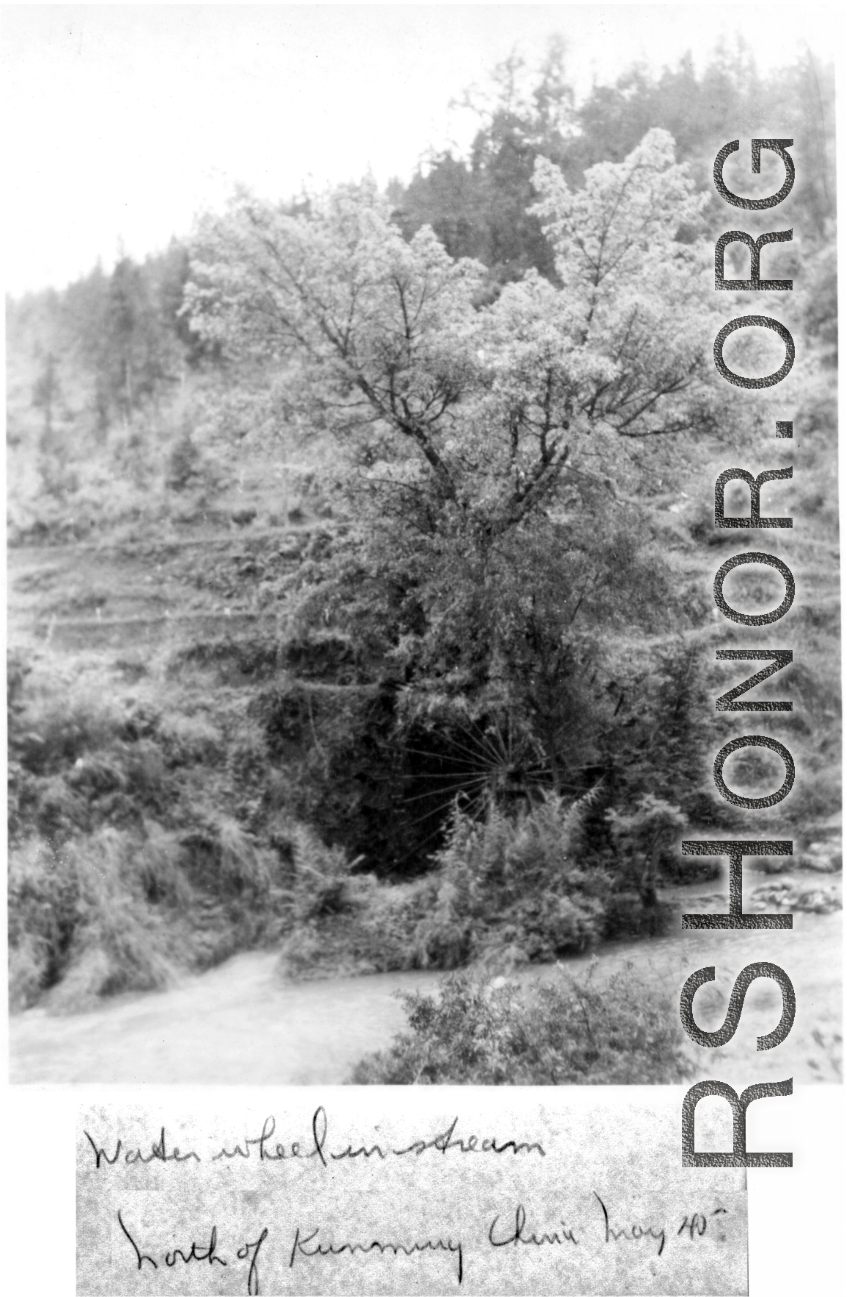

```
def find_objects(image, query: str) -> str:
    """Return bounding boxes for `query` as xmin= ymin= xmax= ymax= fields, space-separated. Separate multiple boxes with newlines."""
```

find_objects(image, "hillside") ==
xmin=6 ymin=47 xmax=839 ymax=1020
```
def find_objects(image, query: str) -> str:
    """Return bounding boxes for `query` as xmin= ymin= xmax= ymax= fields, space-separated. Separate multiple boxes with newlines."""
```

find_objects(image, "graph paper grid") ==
xmin=752 ymin=1105 xmax=845 ymax=1297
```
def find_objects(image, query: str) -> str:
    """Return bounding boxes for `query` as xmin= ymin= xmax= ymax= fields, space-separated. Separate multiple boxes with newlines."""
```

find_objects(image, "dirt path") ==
xmin=10 ymin=872 xmax=841 ymax=1086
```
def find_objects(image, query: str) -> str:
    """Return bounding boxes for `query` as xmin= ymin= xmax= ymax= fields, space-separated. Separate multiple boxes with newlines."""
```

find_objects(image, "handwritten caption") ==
xmin=82 ymin=1110 xmax=726 ymax=1291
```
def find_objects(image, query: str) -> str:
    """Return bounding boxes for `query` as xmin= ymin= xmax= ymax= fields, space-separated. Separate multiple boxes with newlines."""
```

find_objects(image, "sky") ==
xmin=0 ymin=3 xmax=837 ymax=296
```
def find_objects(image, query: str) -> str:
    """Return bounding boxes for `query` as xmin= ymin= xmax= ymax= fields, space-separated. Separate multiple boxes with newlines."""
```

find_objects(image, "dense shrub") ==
xmin=8 ymin=828 xmax=178 ymax=1011
xmin=7 ymin=662 xmax=301 ymax=1012
xmin=158 ymin=711 xmax=221 ymax=765
xmin=350 ymin=964 xmax=694 ymax=1084
xmin=429 ymin=795 xmax=612 ymax=960
xmin=275 ymin=824 xmax=432 ymax=977
xmin=13 ymin=686 xmax=126 ymax=773
xmin=9 ymin=647 xmax=694 ymax=1009
xmin=278 ymin=874 xmax=439 ymax=979
xmin=277 ymin=794 xmax=649 ymax=980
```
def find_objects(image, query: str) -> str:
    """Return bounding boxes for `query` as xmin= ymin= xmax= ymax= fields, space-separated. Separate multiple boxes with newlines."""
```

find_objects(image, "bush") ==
xmin=276 ymin=795 xmax=621 ymax=981
xmin=8 ymin=828 xmax=178 ymax=1012
xmin=419 ymin=794 xmax=612 ymax=961
xmin=284 ymin=823 xmax=357 ymax=919
xmin=166 ymin=430 xmax=208 ymax=492
xmin=217 ymin=816 xmax=272 ymax=893
xmin=276 ymin=829 xmax=440 ymax=978
xmin=8 ymin=837 xmax=79 ymax=1009
xmin=135 ymin=822 xmax=192 ymax=906
xmin=14 ymin=685 xmax=125 ymax=773
xmin=8 ymin=932 xmax=48 ymax=1014
xmin=606 ymin=795 xmax=686 ymax=888
xmin=350 ymin=963 xmax=694 ymax=1084
xmin=158 ymin=711 xmax=221 ymax=765
xmin=7 ymin=651 xmax=315 ymax=1011
xmin=30 ymin=773 xmax=91 ymax=837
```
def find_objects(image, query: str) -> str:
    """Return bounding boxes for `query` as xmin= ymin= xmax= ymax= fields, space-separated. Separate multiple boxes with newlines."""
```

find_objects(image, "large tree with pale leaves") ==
xmin=186 ymin=130 xmax=745 ymax=819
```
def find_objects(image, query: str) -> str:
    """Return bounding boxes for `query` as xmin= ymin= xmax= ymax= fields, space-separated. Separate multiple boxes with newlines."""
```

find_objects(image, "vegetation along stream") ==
xmin=10 ymin=869 xmax=841 ymax=1085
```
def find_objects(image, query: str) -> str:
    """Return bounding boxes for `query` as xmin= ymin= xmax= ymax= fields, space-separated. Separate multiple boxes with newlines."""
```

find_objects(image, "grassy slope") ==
xmin=7 ymin=438 xmax=339 ymax=1010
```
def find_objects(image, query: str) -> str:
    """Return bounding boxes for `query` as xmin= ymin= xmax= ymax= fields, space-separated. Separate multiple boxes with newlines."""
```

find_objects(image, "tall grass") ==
xmin=9 ymin=828 xmax=178 ymax=1012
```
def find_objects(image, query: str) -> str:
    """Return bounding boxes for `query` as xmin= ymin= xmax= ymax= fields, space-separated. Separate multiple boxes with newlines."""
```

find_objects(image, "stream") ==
xmin=9 ymin=870 xmax=841 ymax=1085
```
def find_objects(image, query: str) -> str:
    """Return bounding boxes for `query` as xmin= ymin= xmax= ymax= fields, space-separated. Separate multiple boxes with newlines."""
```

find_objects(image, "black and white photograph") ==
xmin=3 ymin=12 xmax=844 ymax=1294
xmin=5 ymin=5 xmax=840 ymax=1094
